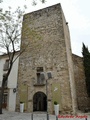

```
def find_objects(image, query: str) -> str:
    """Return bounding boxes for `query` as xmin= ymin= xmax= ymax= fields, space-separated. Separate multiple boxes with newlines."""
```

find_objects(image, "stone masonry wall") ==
xmin=61 ymin=9 xmax=77 ymax=113
xmin=17 ymin=4 xmax=76 ymax=114
xmin=72 ymin=54 xmax=90 ymax=111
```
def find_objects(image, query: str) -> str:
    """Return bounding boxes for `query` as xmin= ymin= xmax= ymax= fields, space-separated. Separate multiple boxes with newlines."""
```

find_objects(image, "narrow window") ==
xmin=36 ymin=67 xmax=44 ymax=84
xmin=3 ymin=59 xmax=9 ymax=71
xmin=3 ymin=73 xmax=7 ymax=88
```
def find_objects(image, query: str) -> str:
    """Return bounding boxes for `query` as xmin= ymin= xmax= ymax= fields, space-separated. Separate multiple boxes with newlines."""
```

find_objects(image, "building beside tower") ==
xmin=0 ymin=52 xmax=19 ymax=111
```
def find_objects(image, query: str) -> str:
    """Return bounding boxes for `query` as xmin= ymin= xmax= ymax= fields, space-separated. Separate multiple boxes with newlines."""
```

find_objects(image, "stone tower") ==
xmin=17 ymin=3 xmax=77 ymax=114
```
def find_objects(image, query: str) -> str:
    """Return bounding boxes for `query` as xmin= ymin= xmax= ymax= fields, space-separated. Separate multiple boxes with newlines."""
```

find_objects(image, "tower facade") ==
xmin=17 ymin=3 xmax=77 ymax=114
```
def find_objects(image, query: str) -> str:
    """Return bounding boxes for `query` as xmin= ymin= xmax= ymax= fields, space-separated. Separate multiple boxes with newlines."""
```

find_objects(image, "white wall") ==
xmin=8 ymin=56 xmax=19 ymax=88
xmin=8 ymin=56 xmax=19 ymax=111
xmin=0 ymin=54 xmax=19 ymax=111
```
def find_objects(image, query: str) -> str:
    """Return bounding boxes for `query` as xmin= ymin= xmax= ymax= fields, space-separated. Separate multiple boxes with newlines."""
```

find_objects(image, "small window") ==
xmin=37 ymin=67 xmax=43 ymax=73
xmin=36 ymin=67 xmax=44 ymax=85
xmin=37 ymin=73 xmax=41 ymax=84
xmin=3 ymin=73 xmax=7 ymax=87
xmin=3 ymin=59 xmax=9 ymax=71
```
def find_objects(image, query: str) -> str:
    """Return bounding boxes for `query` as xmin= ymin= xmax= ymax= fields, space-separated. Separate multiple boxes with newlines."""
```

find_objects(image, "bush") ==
xmin=54 ymin=101 xmax=58 ymax=105
xmin=20 ymin=101 xmax=24 ymax=104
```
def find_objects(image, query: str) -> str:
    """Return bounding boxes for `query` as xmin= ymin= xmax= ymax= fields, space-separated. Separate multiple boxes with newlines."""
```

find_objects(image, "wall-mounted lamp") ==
xmin=13 ymin=88 xmax=17 ymax=93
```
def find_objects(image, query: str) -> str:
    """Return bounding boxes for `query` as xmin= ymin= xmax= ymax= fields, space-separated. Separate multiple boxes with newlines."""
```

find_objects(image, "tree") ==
xmin=82 ymin=43 xmax=90 ymax=97
xmin=0 ymin=6 xmax=27 ymax=114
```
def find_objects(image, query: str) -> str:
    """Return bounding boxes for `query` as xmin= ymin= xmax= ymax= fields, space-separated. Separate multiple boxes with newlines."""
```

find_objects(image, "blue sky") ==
xmin=1 ymin=0 xmax=90 ymax=56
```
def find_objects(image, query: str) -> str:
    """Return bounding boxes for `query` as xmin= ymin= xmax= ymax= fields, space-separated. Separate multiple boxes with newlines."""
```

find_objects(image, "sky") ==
xmin=0 ymin=0 xmax=90 ymax=56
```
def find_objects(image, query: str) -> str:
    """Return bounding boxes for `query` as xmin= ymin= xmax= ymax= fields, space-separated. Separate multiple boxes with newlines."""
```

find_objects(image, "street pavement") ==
xmin=0 ymin=110 xmax=90 ymax=120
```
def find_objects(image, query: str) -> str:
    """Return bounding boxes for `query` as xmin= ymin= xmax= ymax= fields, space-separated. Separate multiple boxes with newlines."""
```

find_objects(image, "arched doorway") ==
xmin=33 ymin=92 xmax=47 ymax=111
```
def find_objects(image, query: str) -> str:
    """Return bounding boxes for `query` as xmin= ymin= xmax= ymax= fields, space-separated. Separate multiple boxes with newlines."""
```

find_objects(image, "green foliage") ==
xmin=54 ymin=101 xmax=58 ymax=105
xmin=82 ymin=43 xmax=90 ymax=97
xmin=20 ymin=101 xmax=24 ymax=104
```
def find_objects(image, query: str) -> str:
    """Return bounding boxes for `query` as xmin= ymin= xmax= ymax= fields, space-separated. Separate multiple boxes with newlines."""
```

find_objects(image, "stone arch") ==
xmin=33 ymin=91 xmax=47 ymax=111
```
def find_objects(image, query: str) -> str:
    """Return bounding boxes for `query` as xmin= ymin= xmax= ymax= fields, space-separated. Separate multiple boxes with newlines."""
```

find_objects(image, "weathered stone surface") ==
xmin=72 ymin=54 xmax=90 ymax=111
xmin=16 ymin=4 xmax=76 ymax=114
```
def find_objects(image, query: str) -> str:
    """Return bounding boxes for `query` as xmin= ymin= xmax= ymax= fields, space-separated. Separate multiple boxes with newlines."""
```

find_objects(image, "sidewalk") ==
xmin=0 ymin=110 xmax=56 ymax=120
xmin=0 ymin=110 xmax=90 ymax=120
